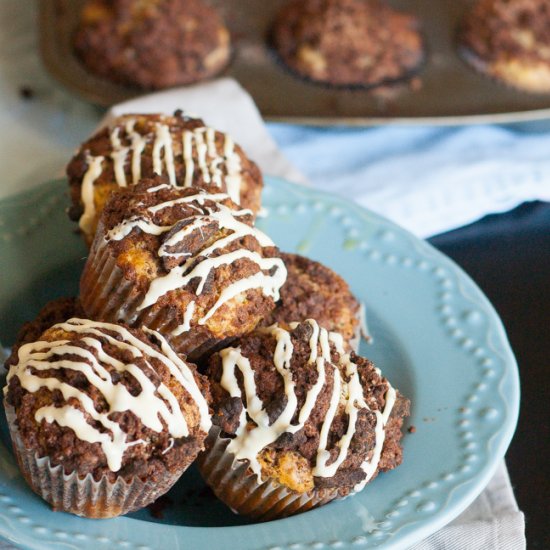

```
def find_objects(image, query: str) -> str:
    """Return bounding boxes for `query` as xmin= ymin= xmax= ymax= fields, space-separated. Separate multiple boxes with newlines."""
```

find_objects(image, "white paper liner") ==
xmin=5 ymin=403 xmax=182 ymax=518
xmin=196 ymin=426 xmax=342 ymax=521
xmin=80 ymin=240 xmax=238 ymax=361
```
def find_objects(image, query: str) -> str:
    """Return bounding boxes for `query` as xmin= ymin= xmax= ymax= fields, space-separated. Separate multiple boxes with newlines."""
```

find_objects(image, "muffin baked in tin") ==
xmin=270 ymin=0 xmax=424 ymax=89
xmin=458 ymin=0 xmax=550 ymax=93
xmin=73 ymin=0 xmax=231 ymax=89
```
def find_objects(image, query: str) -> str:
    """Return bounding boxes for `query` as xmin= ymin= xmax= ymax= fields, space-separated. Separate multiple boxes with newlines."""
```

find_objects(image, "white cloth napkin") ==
xmin=97 ymin=81 xmax=525 ymax=550
xmin=267 ymin=122 xmax=550 ymax=238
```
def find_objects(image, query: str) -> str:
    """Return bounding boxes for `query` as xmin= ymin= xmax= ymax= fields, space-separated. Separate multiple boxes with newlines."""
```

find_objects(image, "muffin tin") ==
xmin=40 ymin=0 xmax=550 ymax=124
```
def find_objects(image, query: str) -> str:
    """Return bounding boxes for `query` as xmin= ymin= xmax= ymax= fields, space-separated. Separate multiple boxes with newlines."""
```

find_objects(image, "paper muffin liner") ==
xmin=80 ymin=241 xmax=226 ymax=360
xmin=196 ymin=426 xmax=342 ymax=521
xmin=5 ymin=403 xmax=182 ymax=518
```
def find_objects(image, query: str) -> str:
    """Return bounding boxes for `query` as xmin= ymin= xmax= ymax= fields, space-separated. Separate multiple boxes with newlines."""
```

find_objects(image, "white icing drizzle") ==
xmin=125 ymin=119 xmax=147 ymax=184
xmin=314 ymin=349 xmax=372 ymax=478
xmin=205 ymin=127 xmax=217 ymax=158
xmin=79 ymin=154 xmax=104 ymax=235
xmin=218 ymin=320 xmax=396 ymax=487
xmin=146 ymin=183 xmax=172 ymax=193
xmin=152 ymin=123 xmax=176 ymax=186
xmin=219 ymin=325 xmax=310 ymax=479
xmin=147 ymin=192 xmax=234 ymax=214
xmin=109 ymin=127 xmax=128 ymax=188
xmin=182 ymin=130 xmax=195 ymax=188
xmin=162 ymin=437 xmax=175 ymax=455
xmin=105 ymin=192 xmax=286 ymax=334
xmin=77 ymin=116 xmax=249 ymax=234
xmin=194 ymin=129 xmax=210 ymax=183
xmin=331 ymin=334 xmax=396 ymax=492
xmin=313 ymin=365 xmax=342 ymax=476
xmin=106 ymin=217 xmax=172 ymax=241
xmin=179 ymin=127 xmax=243 ymax=204
xmin=172 ymin=301 xmax=196 ymax=336
xmin=223 ymin=135 xmax=243 ymax=204
xmin=352 ymin=385 xmax=397 ymax=493
xmin=5 ymin=319 xmax=211 ymax=472
xmin=143 ymin=326 xmax=211 ymax=434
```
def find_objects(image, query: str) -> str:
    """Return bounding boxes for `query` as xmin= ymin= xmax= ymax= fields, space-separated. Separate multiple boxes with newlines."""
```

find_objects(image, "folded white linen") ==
xmin=410 ymin=462 xmax=524 ymax=550
xmin=268 ymin=123 xmax=550 ymax=238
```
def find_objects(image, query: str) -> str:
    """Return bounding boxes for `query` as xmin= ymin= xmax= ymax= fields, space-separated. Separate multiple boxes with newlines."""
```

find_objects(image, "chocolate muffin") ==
xmin=67 ymin=112 xmax=263 ymax=244
xmin=271 ymin=0 xmax=424 ymax=88
xmin=73 ymin=0 xmax=231 ymax=89
xmin=79 ymin=178 xmax=287 ymax=361
xmin=198 ymin=320 xmax=409 ymax=520
xmin=458 ymin=0 xmax=550 ymax=93
xmin=3 ymin=301 xmax=212 ymax=518
xmin=261 ymin=253 xmax=361 ymax=350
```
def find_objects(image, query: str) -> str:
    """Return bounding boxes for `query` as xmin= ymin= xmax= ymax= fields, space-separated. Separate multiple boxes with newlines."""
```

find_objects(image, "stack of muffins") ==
xmin=3 ymin=111 xmax=409 ymax=520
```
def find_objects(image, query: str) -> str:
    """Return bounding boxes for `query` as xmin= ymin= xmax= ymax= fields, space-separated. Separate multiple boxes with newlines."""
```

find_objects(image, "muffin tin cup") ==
xmin=80 ymin=240 xmax=223 ymax=359
xmin=267 ymin=25 xmax=427 ymax=94
xmin=4 ymin=403 xmax=182 ymax=518
xmin=196 ymin=426 xmax=342 ymax=521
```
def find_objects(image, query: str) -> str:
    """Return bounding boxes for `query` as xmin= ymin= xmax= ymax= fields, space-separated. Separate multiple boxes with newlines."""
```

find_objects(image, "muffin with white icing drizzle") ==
xmin=261 ymin=253 xmax=361 ymax=350
xmin=79 ymin=177 xmax=287 ymax=361
xmin=197 ymin=319 xmax=409 ymax=520
xmin=3 ymin=300 xmax=212 ymax=518
xmin=66 ymin=112 xmax=263 ymax=244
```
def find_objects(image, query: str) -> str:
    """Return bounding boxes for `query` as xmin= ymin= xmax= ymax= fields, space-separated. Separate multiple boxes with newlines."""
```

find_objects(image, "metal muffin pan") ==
xmin=40 ymin=0 xmax=550 ymax=125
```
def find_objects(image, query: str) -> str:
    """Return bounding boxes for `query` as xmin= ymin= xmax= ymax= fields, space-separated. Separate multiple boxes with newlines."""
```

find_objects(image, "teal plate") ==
xmin=0 ymin=177 xmax=519 ymax=550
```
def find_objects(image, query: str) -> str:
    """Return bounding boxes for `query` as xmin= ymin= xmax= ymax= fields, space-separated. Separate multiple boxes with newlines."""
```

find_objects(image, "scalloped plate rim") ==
xmin=0 ymin=177 xmax=520 ymax=550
